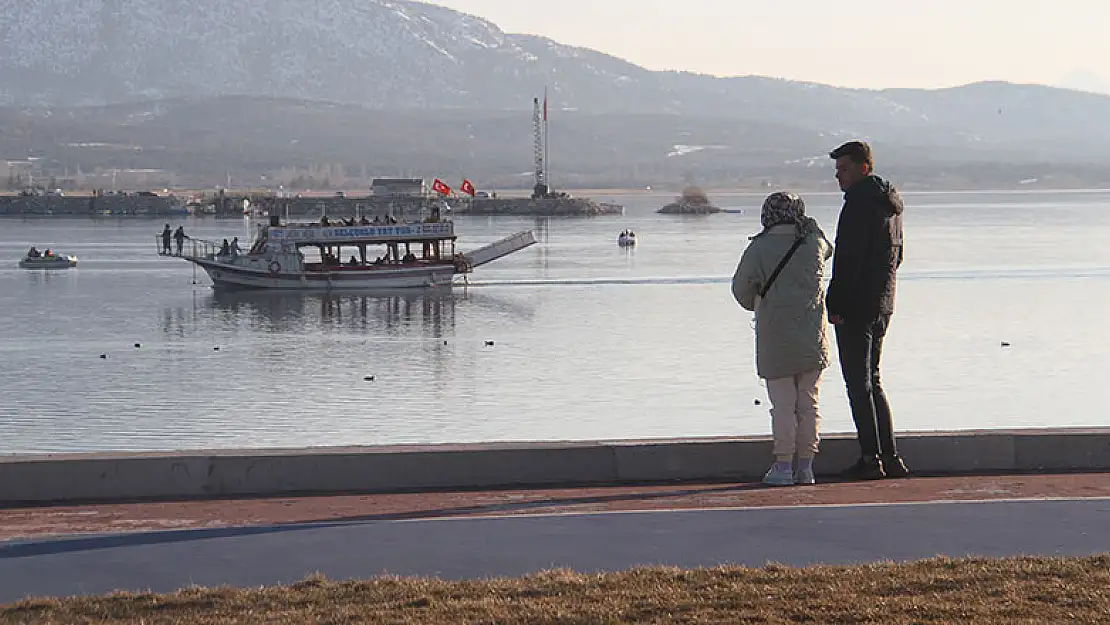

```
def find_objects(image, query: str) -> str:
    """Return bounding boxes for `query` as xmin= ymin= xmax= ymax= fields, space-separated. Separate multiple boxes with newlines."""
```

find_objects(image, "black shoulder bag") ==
xmin=759 ymin=236 xmax=806 ymax=298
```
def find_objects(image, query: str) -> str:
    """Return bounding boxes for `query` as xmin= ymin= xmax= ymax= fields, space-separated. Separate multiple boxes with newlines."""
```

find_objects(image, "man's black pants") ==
xmin=835 ymin=314 xmax=897 ymax=459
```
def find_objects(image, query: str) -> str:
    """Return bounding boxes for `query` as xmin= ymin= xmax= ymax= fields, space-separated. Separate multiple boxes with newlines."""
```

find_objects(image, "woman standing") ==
xmin=732 ymin=192 xmax=833 ymax=486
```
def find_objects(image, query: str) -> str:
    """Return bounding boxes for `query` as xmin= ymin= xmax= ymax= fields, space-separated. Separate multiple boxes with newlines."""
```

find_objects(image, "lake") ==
xmin=2 ymin=189 xmax=1109 ymax=453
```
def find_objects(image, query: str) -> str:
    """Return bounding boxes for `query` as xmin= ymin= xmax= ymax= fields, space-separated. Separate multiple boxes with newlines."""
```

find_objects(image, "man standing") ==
xmin=826 ymin=141 xmax=909 ymax=480
xmin=173 ymin=226 xmax=186 ymax=256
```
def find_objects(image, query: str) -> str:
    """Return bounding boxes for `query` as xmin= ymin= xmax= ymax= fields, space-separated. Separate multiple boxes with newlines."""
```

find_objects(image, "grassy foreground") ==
xmin=3 ymin=556 xmax=1109 ymax=624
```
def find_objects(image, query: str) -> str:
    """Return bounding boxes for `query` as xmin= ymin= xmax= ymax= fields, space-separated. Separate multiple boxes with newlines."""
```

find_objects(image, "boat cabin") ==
xmin=246 ymin=217 xmax=461 ymax=274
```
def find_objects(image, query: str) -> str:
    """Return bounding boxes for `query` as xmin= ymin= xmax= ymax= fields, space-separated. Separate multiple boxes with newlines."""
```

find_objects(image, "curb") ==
xmin=2 ymin=428 xmax=1108 ymax=505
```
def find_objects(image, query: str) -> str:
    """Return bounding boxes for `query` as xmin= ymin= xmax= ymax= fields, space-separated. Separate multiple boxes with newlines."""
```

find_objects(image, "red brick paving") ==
xmin=1 ymin=473 xmax=1107 ymax=541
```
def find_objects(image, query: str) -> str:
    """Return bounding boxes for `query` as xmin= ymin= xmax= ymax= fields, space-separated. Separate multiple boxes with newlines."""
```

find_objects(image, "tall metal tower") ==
xmin=532 ymin=94 xmax=549 ymax=199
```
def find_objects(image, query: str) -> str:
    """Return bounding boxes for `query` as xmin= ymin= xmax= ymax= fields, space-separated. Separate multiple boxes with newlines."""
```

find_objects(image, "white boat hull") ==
xmin=176 ymin=227 xmax=536 ymax=292
xmin=196 ymin=260 xmax=460 ymax=291
xmin=19 ymin=256 xmax=78 ymax=269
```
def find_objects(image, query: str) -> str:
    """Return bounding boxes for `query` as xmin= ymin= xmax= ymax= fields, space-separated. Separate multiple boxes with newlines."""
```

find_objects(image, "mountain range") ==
xmin=2 ymin=0 xmax=1110 ymax=189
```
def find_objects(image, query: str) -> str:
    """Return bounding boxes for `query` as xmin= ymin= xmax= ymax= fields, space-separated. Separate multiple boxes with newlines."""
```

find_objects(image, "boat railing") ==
xmin=278 ymin=217 xmax=451 ymax=229
xmin=155 ymin=235 xmax=220 ymax=260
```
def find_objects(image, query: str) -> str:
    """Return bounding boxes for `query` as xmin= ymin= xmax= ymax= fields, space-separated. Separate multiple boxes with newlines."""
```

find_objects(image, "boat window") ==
xmin=301 ymin=247 xmax=324 ymax=265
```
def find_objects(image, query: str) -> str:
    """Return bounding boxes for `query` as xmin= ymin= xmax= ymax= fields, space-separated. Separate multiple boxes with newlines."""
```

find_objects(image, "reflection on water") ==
xmin=24 ymin=269 xmax=76 ymax=286
xmin=201 ymin=288 xmax=536 ymax=337
xmin=533 ymin=217 xmax=551 ymax=244
xmin=207 ymin=288 xmax=460 ymax=337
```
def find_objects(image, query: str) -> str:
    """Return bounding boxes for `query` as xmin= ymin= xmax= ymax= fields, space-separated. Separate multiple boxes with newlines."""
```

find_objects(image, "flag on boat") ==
xmin=460 ymin=179 xmax=476 ymax=197
xmin=431 ymin=179 xmax=451 ymax=195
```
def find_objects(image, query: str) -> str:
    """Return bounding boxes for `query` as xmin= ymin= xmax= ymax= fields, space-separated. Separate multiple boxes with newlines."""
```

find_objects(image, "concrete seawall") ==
xmin=1 ymin=428 xmax=1108 ymax=505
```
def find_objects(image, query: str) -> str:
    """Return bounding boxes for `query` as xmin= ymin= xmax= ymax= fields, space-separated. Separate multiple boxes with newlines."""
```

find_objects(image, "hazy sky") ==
xmin=429 ymin=0 xmax=1110 ymax=92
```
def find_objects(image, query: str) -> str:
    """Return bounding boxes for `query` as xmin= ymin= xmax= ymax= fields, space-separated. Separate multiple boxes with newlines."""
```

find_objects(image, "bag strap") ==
xmin=759 ymin=236 xmax=806 ymax=299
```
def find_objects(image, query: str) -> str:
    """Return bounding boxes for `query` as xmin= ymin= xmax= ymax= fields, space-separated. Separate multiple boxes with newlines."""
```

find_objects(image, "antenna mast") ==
xmin=532 ymin=95 xmax=548 ymax=199
xmin=543 ymin=86 xmax=549 ymax=193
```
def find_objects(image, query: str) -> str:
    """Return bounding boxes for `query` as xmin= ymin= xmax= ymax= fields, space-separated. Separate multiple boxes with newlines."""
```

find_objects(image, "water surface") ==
xmin=2 ymin=190 xmax=1108 ymax=453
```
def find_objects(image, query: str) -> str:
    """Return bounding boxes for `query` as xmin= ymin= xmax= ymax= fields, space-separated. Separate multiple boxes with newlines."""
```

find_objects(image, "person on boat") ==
xmin=348 ymin=255 xmax=360 ymax=266
xmin=387 ymin=215 xmax=398 ymax=225
xmin=402 ymin=251 xmax=417 ymax=263
xmin=359 ymin=216 xmax=370 ymax=225
xmin=732 ymin=191 xmax=833 ymax=487
xmin=426 ymin=205 xmax=441 ymax=223
xmin=219 ymin=239 xmax=230 ymax=256
xmin=229 ymin=237 xmax=242 ymax=257
xmin=173 ymin=226 xmax=186 ymax=255
xmin=161 ymin=224 xmax=172 ymax=254
xmin=44 ymin=248 xmax=53 ymax=257
xmin=372 ymin=215 xmax=382 ymax=225
xmin=27 ymin=247 xmax=41 ymax=258
xmin=320 ymin=215 xmax=331 ymax=226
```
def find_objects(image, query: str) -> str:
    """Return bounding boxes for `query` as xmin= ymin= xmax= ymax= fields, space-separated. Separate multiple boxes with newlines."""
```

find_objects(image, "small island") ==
xmin=657 ymin=186 xmax=722 ymax=215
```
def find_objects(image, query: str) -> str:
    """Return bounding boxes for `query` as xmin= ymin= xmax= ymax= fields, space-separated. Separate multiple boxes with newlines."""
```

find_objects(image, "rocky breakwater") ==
xmin=658 ymin=186 xmax=721 ymax=215
xmin=454 ymin=196 xmax=623 ymax=217
xmin=0 ymin=193 xmax=180 ymax=216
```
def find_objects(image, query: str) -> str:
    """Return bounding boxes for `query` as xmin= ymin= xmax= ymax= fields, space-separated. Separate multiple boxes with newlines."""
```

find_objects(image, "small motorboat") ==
xmin=19 ymin=252 xmax=78 ymax=269
xmin=617 ymin=230 xmax=637 ymax=247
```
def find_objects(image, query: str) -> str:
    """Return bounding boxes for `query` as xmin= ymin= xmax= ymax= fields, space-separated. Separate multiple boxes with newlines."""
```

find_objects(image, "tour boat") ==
xmin=162 ymin=217 xmax=536 ymax=290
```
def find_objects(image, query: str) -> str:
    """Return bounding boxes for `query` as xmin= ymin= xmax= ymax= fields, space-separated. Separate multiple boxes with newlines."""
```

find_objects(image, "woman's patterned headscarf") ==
xmin=760 ymin=191 xmax=806 ymax=229
xmin=759 ymin=191 xmax=816 ymax=239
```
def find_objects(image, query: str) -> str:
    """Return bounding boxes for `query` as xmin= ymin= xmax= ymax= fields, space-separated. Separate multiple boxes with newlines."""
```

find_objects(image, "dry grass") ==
xmin=3 ymin=556 xmax=1109 ymax=624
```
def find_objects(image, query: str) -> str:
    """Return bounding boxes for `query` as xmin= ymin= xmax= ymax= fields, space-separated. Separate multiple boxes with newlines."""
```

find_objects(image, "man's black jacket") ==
xmin=826 ymin=174 xmax=904 ymax=322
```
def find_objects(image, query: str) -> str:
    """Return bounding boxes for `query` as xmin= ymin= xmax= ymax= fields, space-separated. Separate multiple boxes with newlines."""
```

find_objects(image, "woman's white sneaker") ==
xmin=762 ymin=461 xmax=795 ymax=487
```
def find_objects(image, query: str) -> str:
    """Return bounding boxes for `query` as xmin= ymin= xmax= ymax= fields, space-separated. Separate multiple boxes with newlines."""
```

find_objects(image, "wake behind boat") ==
xmin=160 ymin=216 xmax=536 ymax=291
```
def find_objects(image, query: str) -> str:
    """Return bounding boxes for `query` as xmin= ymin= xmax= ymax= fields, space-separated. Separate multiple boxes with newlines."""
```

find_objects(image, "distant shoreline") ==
xmin=4 ymin=186 xmax=1110 ymax=200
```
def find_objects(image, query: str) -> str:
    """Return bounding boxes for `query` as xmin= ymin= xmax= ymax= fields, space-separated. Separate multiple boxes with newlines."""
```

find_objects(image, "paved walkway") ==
xmin=3 ymin=473 xmax=1109 ymax=541
xmin=2 ymin=498 xmax=1109 ymax=603
xmin=3 ymin=474 xmax=1110 ymax=603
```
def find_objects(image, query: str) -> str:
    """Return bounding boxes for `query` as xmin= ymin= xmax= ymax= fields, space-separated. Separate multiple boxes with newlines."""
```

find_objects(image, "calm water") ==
xmin=2 ymin=190 xmax=1110 ymax=454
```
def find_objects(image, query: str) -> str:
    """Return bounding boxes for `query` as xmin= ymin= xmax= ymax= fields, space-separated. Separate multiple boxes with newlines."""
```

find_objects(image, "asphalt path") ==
xmin=2 ymin=498 xmax=1108 ymax=603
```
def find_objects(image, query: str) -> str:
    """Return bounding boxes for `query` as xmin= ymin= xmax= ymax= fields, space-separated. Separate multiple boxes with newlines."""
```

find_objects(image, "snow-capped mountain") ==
xmin=2 ymin=0 xmax=1110 ymax=166
xmin=0 ymin=0 xmax=654 ymax=110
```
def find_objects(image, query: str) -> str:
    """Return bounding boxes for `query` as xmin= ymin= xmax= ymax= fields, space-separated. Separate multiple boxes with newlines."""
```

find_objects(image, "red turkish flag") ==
xmin=460 ymin=179 xmax=476 ymax=196
xmin=432 ymin=179 xmax=451 ymax=196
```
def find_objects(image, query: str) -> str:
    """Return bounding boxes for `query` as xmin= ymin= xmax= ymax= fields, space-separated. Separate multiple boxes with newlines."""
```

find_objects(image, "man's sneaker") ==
xmin=763 ymin=461 xmax=795 ymax=487
xmin=840 ymin=456 xmax=885 ymax=481
xmin=794 ymin=458 xmax=816 ymax=485
xmin=882 ymin=454 xmax=910 ymax=478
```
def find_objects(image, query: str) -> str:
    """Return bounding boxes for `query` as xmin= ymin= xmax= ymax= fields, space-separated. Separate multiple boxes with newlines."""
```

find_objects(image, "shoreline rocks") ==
xmin=453 ymin=197 xmax=624 ymax=216
xmin=657 ymin=185 xmax=721 ymax=215
xmin=657 ymin=201 xmax=722 ymax=215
